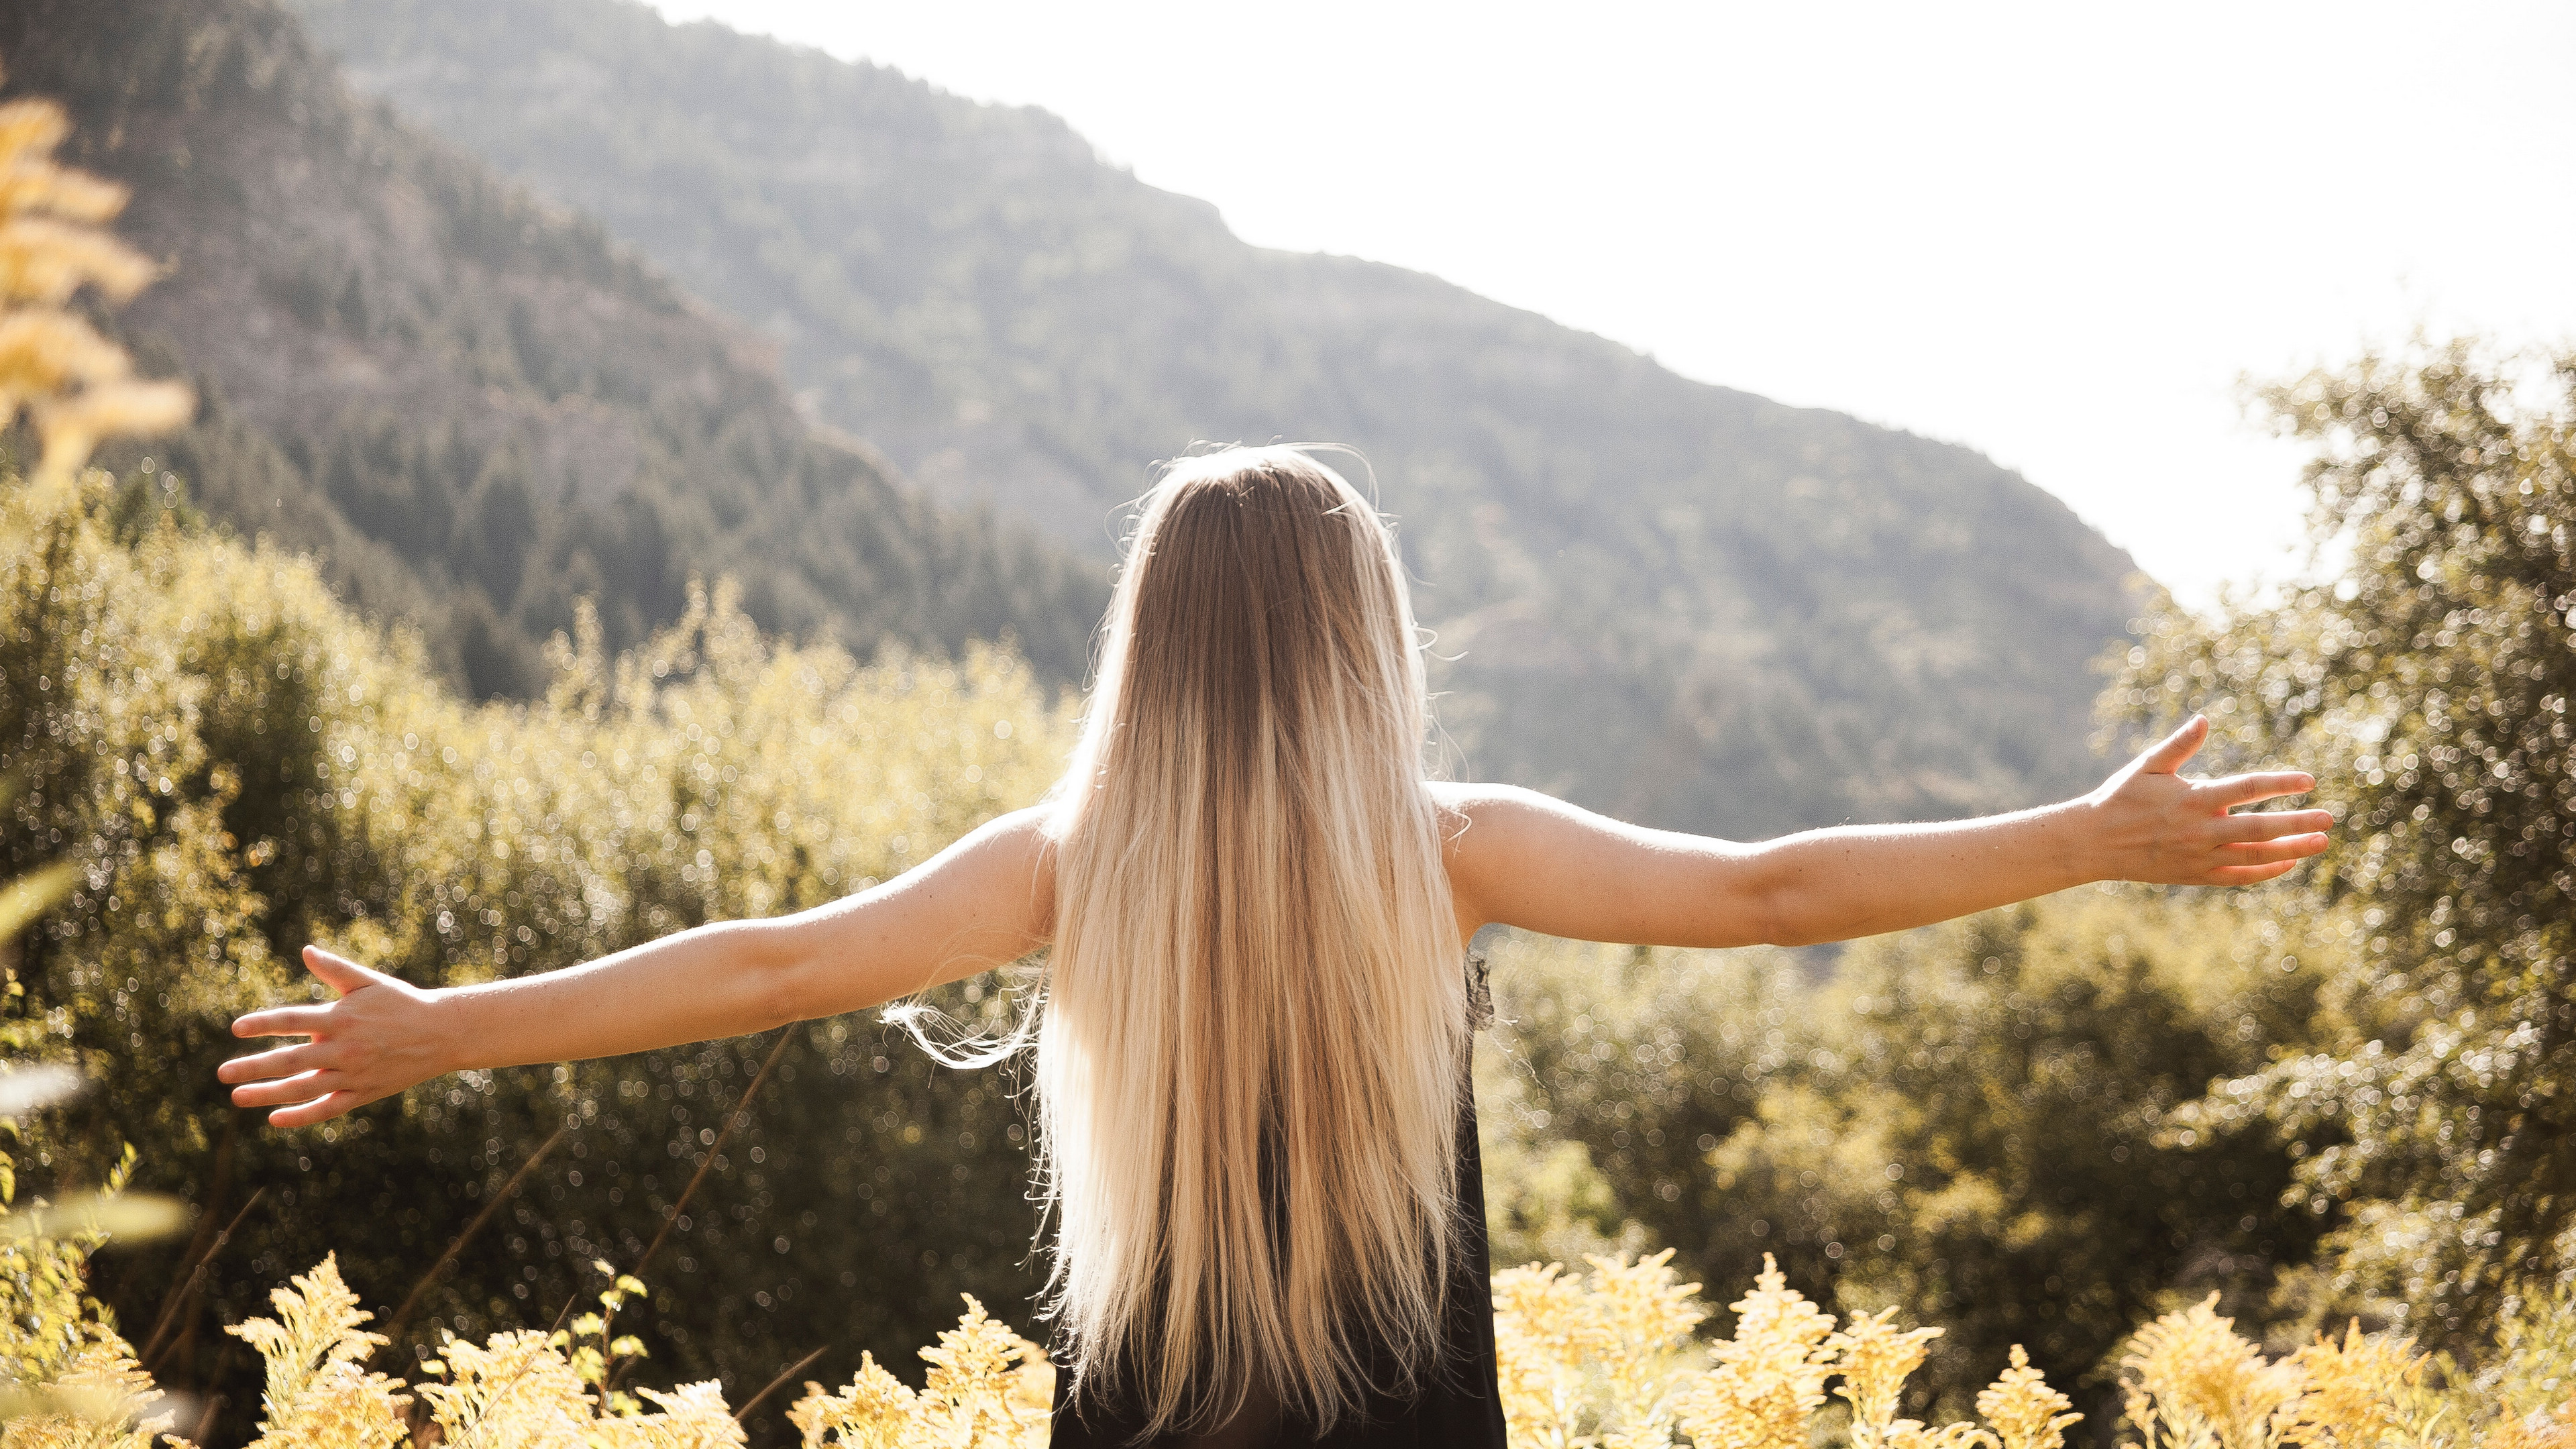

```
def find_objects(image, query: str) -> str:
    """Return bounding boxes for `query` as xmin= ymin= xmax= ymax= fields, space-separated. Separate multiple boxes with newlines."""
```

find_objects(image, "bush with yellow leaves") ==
xmin=0 ymin=1144 xmax=189 ymax=1448
xmin=2120 ymin=1289 xmax=2576 ymax=1449
xmin=1494 ymin=1250 xmax=2079 ymax=1449
xmin=11 ymin=1146 xmax=2576 ymax=1449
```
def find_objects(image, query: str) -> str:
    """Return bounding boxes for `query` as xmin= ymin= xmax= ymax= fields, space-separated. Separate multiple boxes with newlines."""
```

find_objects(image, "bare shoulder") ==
xmin=1424 ymin=782 xmax=1591 ymax=933
xmin=1426 ymin=780 xmax=1554 ymax=822
xmin=959 ymin=804 xmax=1058 ymax=902
xmin=1426 ymin=780 xmax=1592 ymax=849
xmin=979 ymin=802 xmax=1059 ymax=854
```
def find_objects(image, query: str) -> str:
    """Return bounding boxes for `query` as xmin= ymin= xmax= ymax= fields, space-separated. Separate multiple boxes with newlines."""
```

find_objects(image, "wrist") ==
xmin=420 ymin=984 xmax=474 ymax=1076
xmin=2055 ymin=794 xmax=2116 ymax=887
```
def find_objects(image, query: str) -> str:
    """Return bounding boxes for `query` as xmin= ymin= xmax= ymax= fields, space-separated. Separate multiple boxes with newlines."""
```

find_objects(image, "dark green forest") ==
xmin=0 ymin=0 xmax=1106 ymax=698
xmin=286 ymin=0 xmax=2147 ymax=842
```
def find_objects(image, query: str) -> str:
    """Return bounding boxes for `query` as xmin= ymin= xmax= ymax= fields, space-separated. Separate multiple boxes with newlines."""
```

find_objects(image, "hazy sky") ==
xmin=649 ymin=0 xmax=2574 ymax=604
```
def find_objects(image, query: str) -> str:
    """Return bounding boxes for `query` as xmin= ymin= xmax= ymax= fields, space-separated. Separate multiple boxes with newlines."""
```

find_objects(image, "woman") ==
xmin=219 ymin=446 xmax=2330 ymax=1448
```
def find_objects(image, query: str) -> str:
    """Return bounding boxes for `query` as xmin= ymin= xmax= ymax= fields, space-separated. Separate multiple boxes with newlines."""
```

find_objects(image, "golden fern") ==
xmin=0 ymin=1335 xmax=189 ymax=1449
xmin=1497 ymin=1251 xmax=2086 ymax=1449
xmin=788 ymin=1295 xmax=1050 ymax=1449
xmin=10 ymin=1224 xmax=2576 ymax=1449
xmin=1976 ymin=1346 xmax=2080 ymax=1449
xmin=1832 ymin=1307 xmax=1949 ymax=1449
xmin=1493 ymin=1259 xmax=1615 ymax=1449
xmin=0 ymin=74 xmax=191 ymax=486
xmin=2123 ymin=1295 xmax=2310 ymax=1449
xmin=1670 ymin=1254 xmax=1843 ymax=1449
xmin=225 ymin=1254 xmax=409 ymax=1449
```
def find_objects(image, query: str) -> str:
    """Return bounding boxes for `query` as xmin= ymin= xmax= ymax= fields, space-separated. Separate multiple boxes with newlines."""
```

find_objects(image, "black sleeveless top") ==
xmin=1047 ymin=955 xmax=1509 ymax=1449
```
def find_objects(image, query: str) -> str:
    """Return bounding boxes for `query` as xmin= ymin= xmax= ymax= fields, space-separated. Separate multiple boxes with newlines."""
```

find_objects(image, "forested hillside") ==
xmin=288 ymin=0 xmax=2149 ymax=839
xmin=0 ymin=0 xmax=1104 ymax=696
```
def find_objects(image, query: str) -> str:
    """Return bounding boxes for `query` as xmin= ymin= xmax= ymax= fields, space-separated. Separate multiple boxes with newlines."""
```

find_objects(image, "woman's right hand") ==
xmin=219 ymin=945 xmax=453 ymax=1128
xmin=2080 ymin=715 xmax=2332 ymax=887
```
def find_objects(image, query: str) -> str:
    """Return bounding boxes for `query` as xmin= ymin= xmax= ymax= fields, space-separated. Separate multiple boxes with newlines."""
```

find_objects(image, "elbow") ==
xmin=1744 ymin=872 xmax=1820 ymax=949
xmin=742 ymin=920 xmax=820 ymax=1031
xmin=1758 ymin=914 xmax=1820 ymax=950
xmin=1755 ymin=885 xmax=1864 ymax=949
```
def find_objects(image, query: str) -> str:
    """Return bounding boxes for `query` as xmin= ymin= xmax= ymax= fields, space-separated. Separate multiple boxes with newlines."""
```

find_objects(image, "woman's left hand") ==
xmin=218 ymin=946 xmax=454 ymax=1128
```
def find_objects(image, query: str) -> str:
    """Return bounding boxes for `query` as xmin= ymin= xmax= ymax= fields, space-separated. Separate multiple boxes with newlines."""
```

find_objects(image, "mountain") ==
xmin=284 ymin=0 xmax=2149 ymax=838
xmin=0 ymin=0 xmax=1106 ymax=697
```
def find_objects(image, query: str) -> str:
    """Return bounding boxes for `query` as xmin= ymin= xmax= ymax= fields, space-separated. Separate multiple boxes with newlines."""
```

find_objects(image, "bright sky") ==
xmin=650 ymin=0 xmax=2576 ymax=605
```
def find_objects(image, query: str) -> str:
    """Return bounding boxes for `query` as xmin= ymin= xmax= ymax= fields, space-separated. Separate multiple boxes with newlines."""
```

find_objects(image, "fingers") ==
xmin=2138 ymin=715 xmax=2209 ymax=775
xmin=265 ymin=1090 xmax=361 ymax=1130
xmin=302 ymin=944 xmax=390 ymax=996
xmin=221 ymin=945 xmax=398 ymax=1130
xmin=2204 ymin=771 xmax=2318 ymax=809
xmin=232 ymin=1004 xmax=334 ymax=1039
xmin=2211 ymin=810 xmax=2335 ymax=844
xmin=2212 ymin=834 xmax=2331 ymax=868
xmin=230 ymin=943 xmax=388 ymax=1038
xmin=217 ymin=1041 xmax=335 ymax=1085
xmin=230 ymin=1069 xmax=348 ymax=1109
xmin=2205 ymin=856 xmax=2308 ymax=881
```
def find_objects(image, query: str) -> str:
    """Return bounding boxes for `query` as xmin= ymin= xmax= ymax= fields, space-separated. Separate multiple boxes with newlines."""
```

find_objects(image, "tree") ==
xmin=2114 ymin=339 xmax=2576 ymax=1341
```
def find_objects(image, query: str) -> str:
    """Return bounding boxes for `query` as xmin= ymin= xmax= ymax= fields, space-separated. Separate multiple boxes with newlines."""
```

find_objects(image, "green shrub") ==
xmin=2 ymin=463 xmax=1075 ymax=1442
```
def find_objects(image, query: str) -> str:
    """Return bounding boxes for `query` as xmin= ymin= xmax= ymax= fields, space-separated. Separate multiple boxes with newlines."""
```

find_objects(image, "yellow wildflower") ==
xmin=1976 ymin=1345 xmax=2080 ymax=1449
xmin=1831 ymin=1306 xmax=1944 ymax=1446
xmin=1670 ymin=1254 xmax=1839 ymax=1449
xmin=2123 ymin=1293 xmax=2307 ymax=1449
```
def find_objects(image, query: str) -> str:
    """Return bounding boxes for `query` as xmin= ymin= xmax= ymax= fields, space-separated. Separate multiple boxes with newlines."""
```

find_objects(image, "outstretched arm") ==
xmin=219 ymin=806 xmax=1056 ymax=1128
xmin=1440 ymin=716 xmax=2328 ymax=949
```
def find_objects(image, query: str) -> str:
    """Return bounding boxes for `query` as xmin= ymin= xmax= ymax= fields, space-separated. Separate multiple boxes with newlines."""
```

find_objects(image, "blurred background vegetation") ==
xmin=0 ymin=0 xmax=2568 ymax=1444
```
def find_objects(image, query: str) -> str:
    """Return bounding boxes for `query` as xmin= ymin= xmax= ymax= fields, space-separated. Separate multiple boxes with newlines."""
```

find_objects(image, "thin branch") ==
xmin=601 ymin=1028 xmax=794 ymax=1391
xmin=386 ymin=1121 xmax=571 ymax=1341
xmin=185 ymin=1335 xmax=239 ymax=1446
xmin=140 ymin=1114 xmax=239 ymax=1366
xmin=139 ymin=1185 xmax=266 ymax=1373
xmin=733 ymin=1343 xmax=828 ymax=1423
xmin=636 ymin=1028 xmax=794 ymax=1283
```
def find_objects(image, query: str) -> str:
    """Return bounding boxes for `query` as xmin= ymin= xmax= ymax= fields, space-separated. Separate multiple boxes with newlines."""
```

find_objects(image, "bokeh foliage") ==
xmin=1478 ymin=894 xmax=2332 ymax=1421
xmin=2113 ymin=341 xmax=2576 ymax=1342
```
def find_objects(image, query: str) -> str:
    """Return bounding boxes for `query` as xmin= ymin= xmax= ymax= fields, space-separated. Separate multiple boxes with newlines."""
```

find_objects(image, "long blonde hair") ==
xmin=1038 ymin=445 xmax=1466 ymax=1432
